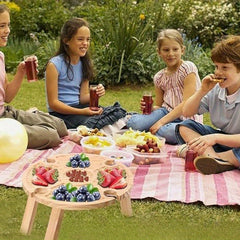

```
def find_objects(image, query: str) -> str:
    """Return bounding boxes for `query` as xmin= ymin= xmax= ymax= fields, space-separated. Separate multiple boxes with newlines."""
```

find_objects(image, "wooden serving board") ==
xmin=20 ymin=153 xmax=133 ymax=240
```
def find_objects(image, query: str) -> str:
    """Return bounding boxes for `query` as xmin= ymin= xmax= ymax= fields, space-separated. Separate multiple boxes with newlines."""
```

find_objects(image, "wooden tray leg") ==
xmin=119 ymin=191 xmax=133 ymax=216
xmin=20 ymin=195 xmax=38 ymax=235
xmin=44 ymin=207 xmax=64 ymax=240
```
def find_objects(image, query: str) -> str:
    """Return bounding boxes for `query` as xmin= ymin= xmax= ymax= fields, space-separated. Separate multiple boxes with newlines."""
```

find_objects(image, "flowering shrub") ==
xmin=0 ymin=1 xmax=20 ymax=12
xmin=185 ymin=0 xmax=240 ymax=48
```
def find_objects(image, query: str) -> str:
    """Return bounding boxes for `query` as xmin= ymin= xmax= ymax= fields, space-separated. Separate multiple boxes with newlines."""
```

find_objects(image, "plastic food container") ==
xmin=80 ymin=136 xmax=115 ymax=155
xmin=127 ymin=147 xmax=168 ymax=165
xmin=100 ymin=149 xmax=134 ymax=167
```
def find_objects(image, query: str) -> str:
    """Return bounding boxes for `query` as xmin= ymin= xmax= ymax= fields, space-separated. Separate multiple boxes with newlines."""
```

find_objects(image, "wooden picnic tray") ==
xmin=20 ymin=153 xmax=133 ymax=240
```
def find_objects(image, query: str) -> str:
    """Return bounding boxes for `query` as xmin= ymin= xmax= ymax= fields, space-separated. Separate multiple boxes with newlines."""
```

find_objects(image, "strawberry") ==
xmin=109 ymin=176 xmax=127 ymax=189
xmin=118 ymin=168 xmax=126 ymax=178
xmin=32 ymin=173 xmax=48 ymax=186
xmin=109 ymin=167 xmax=126 ymax=178
xmin=42 ymin=169 xmax=59 ymax=184
xmin=97 ymin=170 xmax=116 ymax=187
xmin=109 ymin=167 xmax=122 ymax=178
xmin=32 ymin=166 xmax=49 ymax=176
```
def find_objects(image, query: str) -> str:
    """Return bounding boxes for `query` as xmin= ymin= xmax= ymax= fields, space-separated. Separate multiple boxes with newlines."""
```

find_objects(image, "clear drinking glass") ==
xmin=142 ymin=91 xmax=153 ymax=115
xmin=24 ymin=55 xmax=38 ymax=82
xmin=89 ymin=85 xmax=99 ymax=111
xmin=185 ymin=149 xmax=197 ymax=171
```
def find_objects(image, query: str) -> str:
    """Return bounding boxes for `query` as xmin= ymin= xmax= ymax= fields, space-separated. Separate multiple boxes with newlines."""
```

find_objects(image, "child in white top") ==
xmin=176 ymin=35 xmax=240 ymax=174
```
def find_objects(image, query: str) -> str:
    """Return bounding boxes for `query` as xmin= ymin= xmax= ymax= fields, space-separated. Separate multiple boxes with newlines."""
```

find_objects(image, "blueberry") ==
xmin=69 ymin=156 xmax=75 ymax=162
xmin=84 ymin=160 xmax=90 ymax=167
xmin=78 ymin=160 xmax=86 ymax=168
xmin=58 ymin=185 xmax=67 ymax=193
xmin=56 ymin=193 xmax=65 ymax=201
xmin=65 ymin=193 xmax=73 ymax=202
xmin=85 ymin=191 xmax=90 ymax=197
xmin=93 ymin=191 xmax=101 ymax=200
xmin=71 ymin=160 xmax=79 ymax=168
xmin=74 ymin=154 xmax=80 ymax=161
xmin=86 ymin=193 xmax=95 ymax=202
xmin=77 ymin=193 xmax=86 ymax=202
xmin=52 ymin=189 xmax=59 ymax=197
xmin=78 ymin=185 xmax=88 ymax=194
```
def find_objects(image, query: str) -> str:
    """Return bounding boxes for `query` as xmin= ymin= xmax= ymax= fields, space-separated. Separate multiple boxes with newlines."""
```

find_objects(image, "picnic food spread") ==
xmin=22 ymin=153 xmax=133 ymax=208
xmin=21 ymin=153 xmax=134 ymax=240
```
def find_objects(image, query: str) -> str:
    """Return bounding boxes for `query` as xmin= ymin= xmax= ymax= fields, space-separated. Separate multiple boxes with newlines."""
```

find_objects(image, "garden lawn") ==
xmin=1 ymin=78 xmax=240 ymax=240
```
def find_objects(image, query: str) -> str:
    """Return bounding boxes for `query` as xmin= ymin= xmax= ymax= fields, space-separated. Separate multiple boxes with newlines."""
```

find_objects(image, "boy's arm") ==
xmin=183 ymin=74 xmax=217 ymax=117
xmin=214 ymin=134 xmax=240 ymax=148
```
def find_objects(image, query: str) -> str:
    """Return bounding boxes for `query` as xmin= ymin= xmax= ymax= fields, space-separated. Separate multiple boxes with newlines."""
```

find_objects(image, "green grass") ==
xmin=0 ymin=78 xmax=237 ymax=240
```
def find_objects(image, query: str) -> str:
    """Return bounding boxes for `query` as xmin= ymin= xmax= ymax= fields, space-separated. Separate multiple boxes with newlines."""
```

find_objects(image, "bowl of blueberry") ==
xmin=66 ymin=153 xmax=91 ymax=168
xmin=52 ymin=183 xmax=101 ymax=202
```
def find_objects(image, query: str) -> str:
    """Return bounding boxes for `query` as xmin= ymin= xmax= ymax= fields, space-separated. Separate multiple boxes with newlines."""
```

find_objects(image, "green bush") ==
xmin=1 ymin=38 xmax=39 ymax=73
xmin=10 ymin=0 xmax=71 ymax=41
xmin=183 ymin=38 xmax=214 ymax=79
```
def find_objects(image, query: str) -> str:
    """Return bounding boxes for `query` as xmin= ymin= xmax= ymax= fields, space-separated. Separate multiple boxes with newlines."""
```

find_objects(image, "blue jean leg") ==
xmin=126 ymin=107 xmax=170 ymax=131
xmin=233 ymin=148 xmax=240 ymax=164
xmin=156 ymin=121 xmax=181 ymax=145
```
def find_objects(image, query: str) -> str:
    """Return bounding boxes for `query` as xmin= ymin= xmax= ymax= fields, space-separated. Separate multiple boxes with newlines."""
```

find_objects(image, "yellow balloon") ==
xmin=0 ymin=118 xmax=28 ymax=164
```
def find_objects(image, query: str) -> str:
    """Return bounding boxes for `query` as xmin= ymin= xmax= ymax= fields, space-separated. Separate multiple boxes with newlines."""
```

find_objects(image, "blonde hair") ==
xmin=211 ymin=35 xmax=240 ymax=71
xmin=157 ymin=29 xmax=184 ymax=50
xmin=0 ymin=4 xmax=9 ymax=14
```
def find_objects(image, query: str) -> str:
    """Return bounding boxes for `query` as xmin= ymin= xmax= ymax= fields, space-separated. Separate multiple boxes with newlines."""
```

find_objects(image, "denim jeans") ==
xmin=126 ymin=107 xmax=182 ymax=144
xmin=50 ymin=104 xmax=91 ymax=129
xmin=175 ymin=119 xmax=240 ymax=163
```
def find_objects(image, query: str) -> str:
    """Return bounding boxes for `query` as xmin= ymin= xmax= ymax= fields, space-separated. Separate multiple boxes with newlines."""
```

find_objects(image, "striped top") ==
xmin=154 ymin=60 xmax=202 ymax=121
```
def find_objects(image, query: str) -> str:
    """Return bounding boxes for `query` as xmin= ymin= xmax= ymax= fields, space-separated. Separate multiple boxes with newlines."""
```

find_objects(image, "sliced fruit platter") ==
xmin=22 ymin=153 xmax=133 ymax=210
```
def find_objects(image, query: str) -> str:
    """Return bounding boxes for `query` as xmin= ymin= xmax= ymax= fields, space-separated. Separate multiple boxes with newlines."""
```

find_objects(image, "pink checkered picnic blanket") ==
xmin=1 ymin=138 xmax=240 ymax=206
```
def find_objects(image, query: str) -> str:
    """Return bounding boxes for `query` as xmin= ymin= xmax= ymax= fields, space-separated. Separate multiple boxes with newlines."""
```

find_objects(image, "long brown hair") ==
xmin=56 ymin=17 xmax=94 ymax=81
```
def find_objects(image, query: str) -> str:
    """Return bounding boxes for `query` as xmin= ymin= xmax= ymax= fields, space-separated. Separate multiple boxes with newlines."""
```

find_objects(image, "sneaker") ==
xmin=177 ymin=144 xmax=188 ymax=158
xmin=194 ymin=156 xmax=236 ymax=175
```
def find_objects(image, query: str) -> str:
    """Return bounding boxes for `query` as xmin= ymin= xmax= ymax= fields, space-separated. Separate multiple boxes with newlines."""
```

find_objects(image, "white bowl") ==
xmin=80 ymin=136 xmax=115 ymax=155
xmin=100 ymin=149 xmax=134 ymax=167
